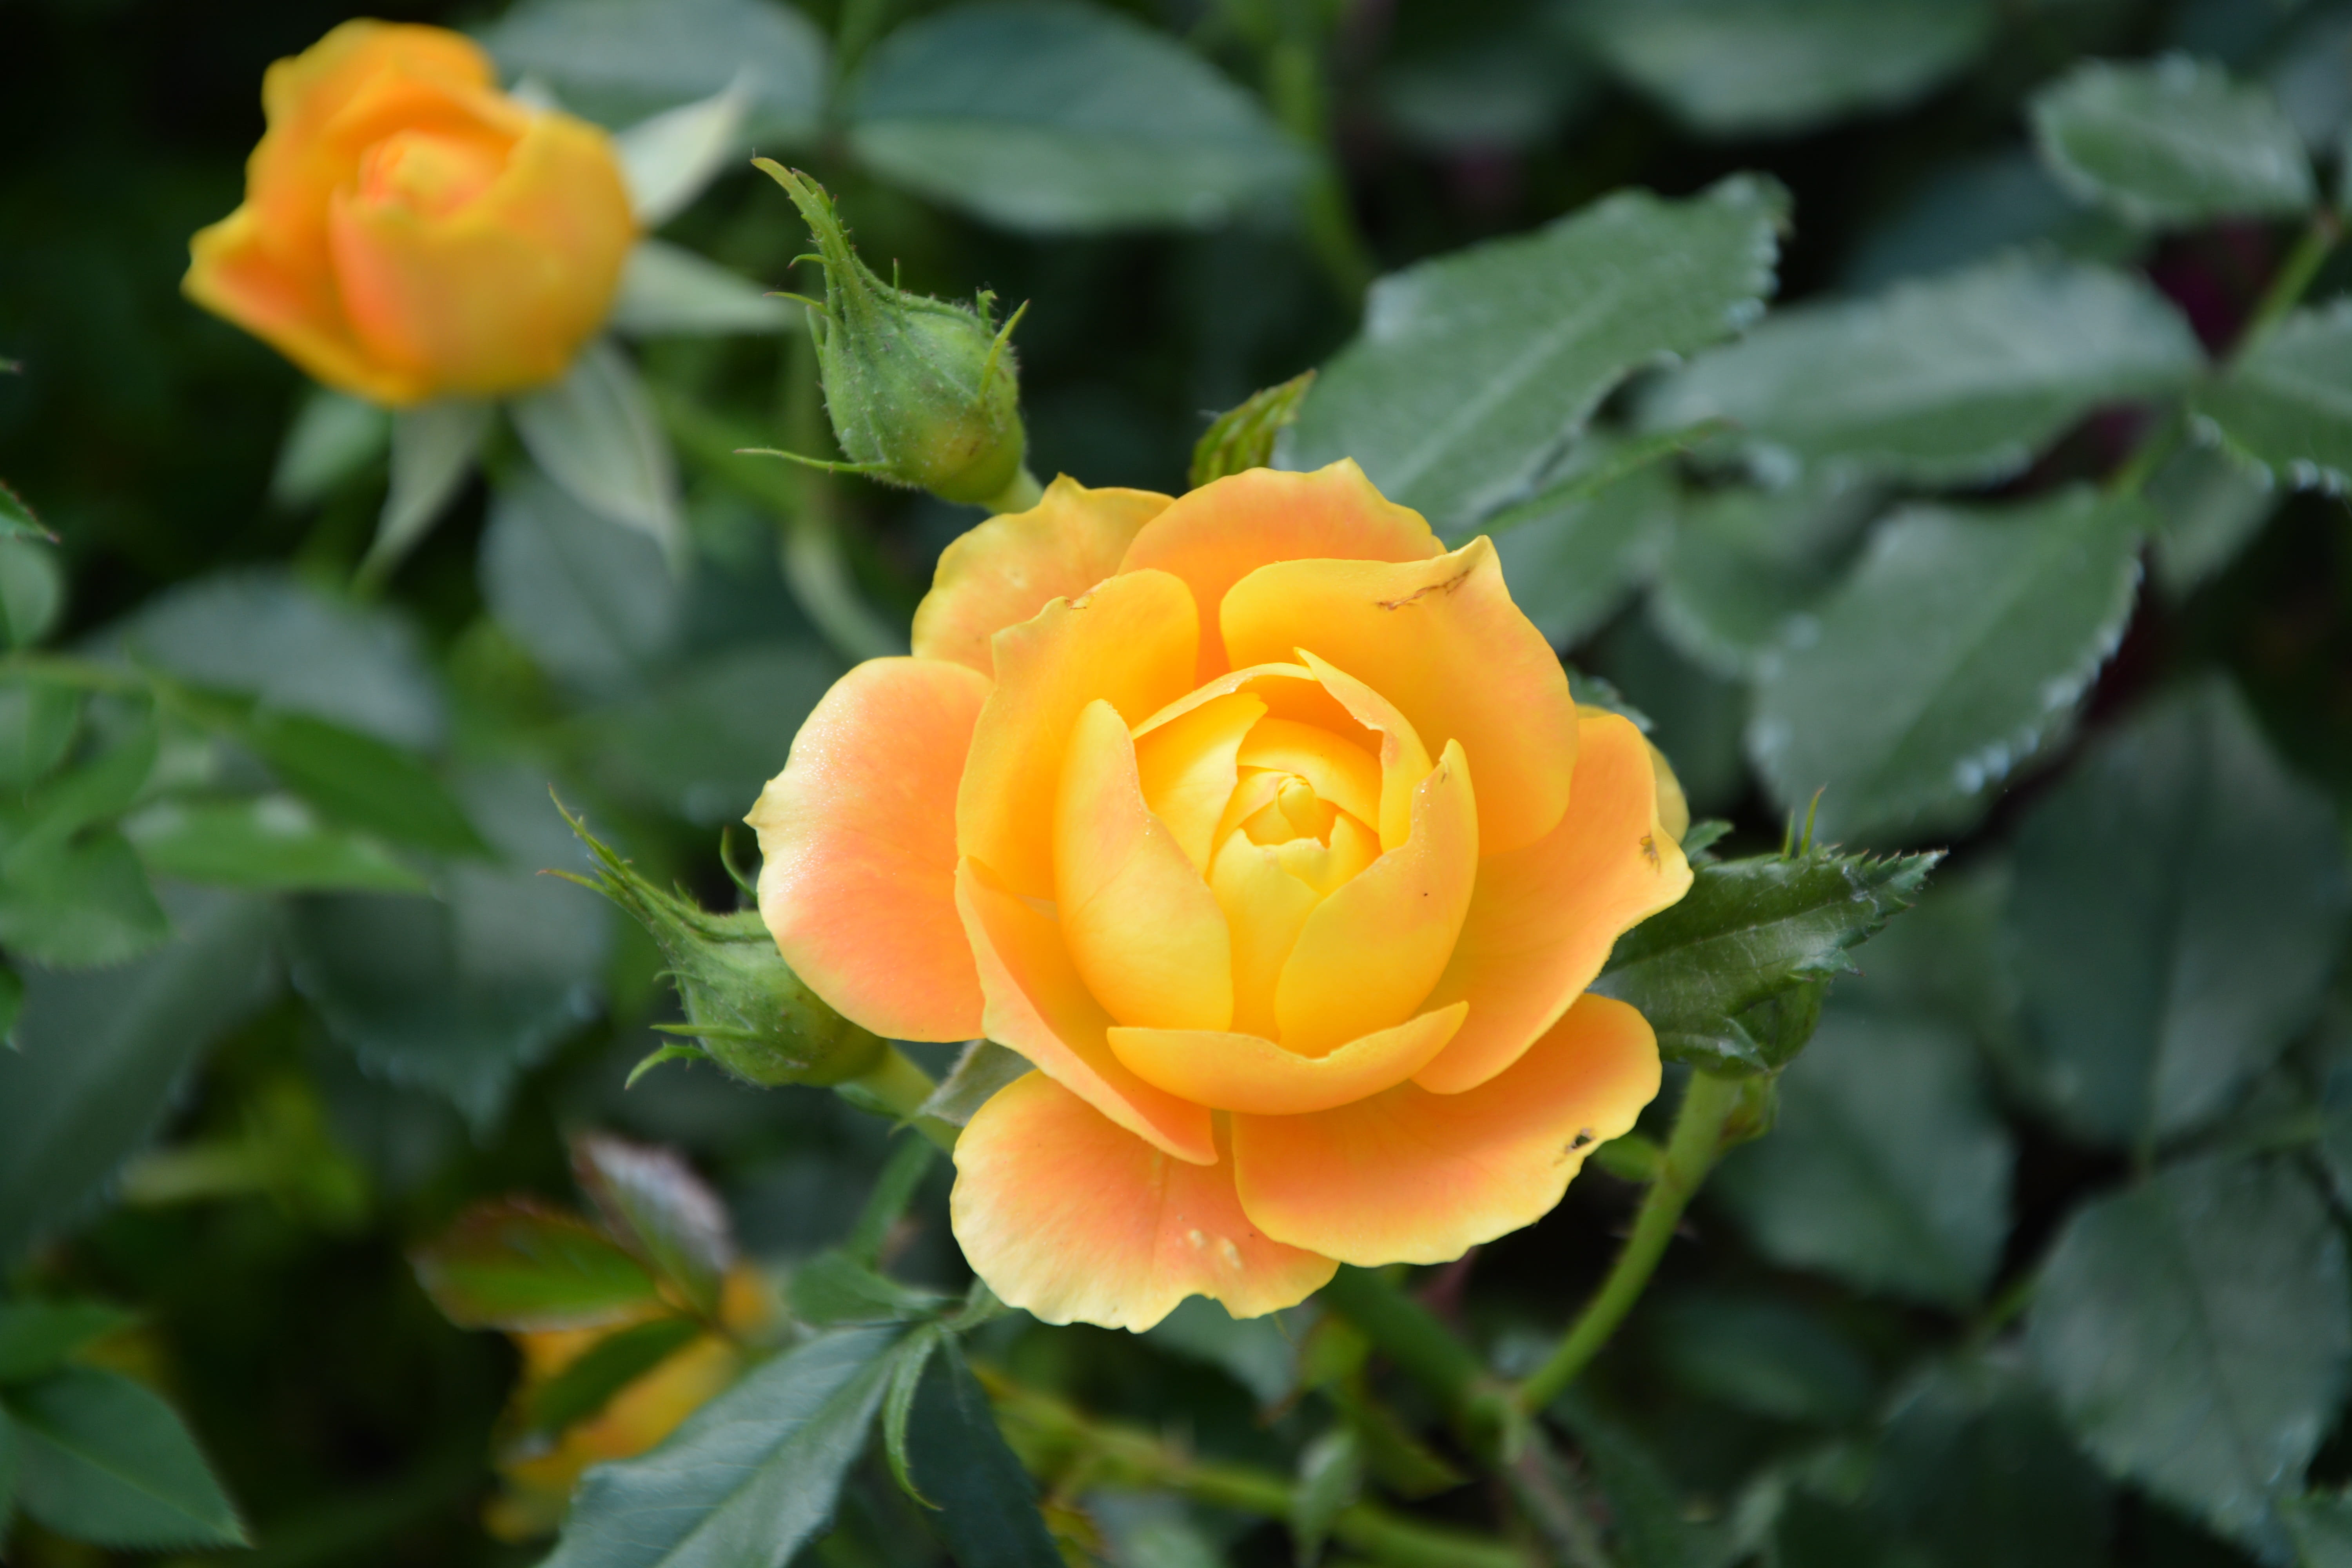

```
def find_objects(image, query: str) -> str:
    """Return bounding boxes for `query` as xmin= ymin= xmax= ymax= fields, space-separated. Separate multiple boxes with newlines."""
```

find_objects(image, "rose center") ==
xmin=354 ymin=129 xmax=510 ymax=218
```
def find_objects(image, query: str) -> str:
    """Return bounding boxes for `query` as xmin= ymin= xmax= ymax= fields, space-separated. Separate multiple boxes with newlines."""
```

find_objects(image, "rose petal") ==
xmin=912 ymin=477 xmax=1174 ymax=677
xmin=1276 ymin=741 xmax=1478 ymax=1055
xmin=747 ymin=657 xmax=989 ymax=1042
xmin=1120 ymin=461 xmax=1442 ymax=682
xmin=1108 ymin=1002 xmax=1466 ymax=1115
xmin=1415 ymin=712 xmax=1693 ymax=1094
xmin=953 ymin=1072 xmax=1336 ymax=1330
xmin=1232 ymin=993 xmax=1661 ymax=1265
xmin=1236 ymin=717 xmax=1380 ymax=831
xmin=1224 ymin=537 xmax=1579 ymax=854
xmin=1210 ymin=833 xmax=1325 ymax=1040
xmin=1293 ymin=652 xmax=1432 ymax=852
xmin=186 ymin=206 xmax=421 ymax=405
xmin=1057 ymin=699 xmax=1234 ymax=1031
xmin=1135 ymin=691 xmax=1266 ymax=873
xmin=956 ymin=858 xmax=1216 ymax=1165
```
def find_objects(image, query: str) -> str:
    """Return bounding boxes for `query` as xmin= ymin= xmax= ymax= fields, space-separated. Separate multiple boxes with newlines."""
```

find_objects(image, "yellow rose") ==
xmin=749 ymin=464 xmax=1693 ymax=1330
xmin=184 ymin=21 xmax=636 ymax=407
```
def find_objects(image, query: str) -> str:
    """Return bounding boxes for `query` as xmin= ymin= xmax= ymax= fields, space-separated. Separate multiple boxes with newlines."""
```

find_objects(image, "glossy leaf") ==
xmin=1749 ymin=488 xmax=2146 ymax=842
xmin=572 ymin=1132 xmax=734 ymax=1317
xmin=1648 ymin=474 xmax=1878 ymax=678
xmin=235 ymin=707 xmax=487 ymax=858
xmin=123 ymin=795 xmax=427 ymax=893
xmin=0 ymin=888 xmax=276 ymax=1262
xmin=1284 ymin=176 xmax=1782 ymax=528
xmin=542 ymin=1325 xmax=900 ymax=1568
xmin=2193 ymin=302 xmax=2352 ymax=490
xmin=1592 ymin=849 xmax=1936 ymax=1074
xmin=611 ymin=239 xmax=797 ymax=338
xmin=0 ymin=679 xmax=77 ymax=792
xmin=0 ymin=1301 xmax=136 ymax=1385
xmin=1645 ymin=254 xmax=2203 ymax=486
xmin=372 ymin=398 xmax=493 ymax=578
xmin=846 ymin=0 xmax=1308 ymax=233
xmin=1716 ymin=1008 xmax=2012 ymax=1307
xmin=1489 ymin=434 xmax=1679 ymax=650
xmin=6 ymin=1367 xmax=245 ymax=1549
xmin=2030 ymin=57 xmax=2315 ymax=227
xmin=512 ymin=340 xmax=685 ymax=561
xmin=480 ymin=472 xmax=681 ymax=693
xmin=520 ymin=1316 xmax=704 ymax=1438
xmin=904 ymin=1334 xmax=1064 ymax=1568
xmin=2145 ymin=441 xmax=2277 ymax=597
xmin=482 ymin=0 xmax=829 ymax=143
xmin=411 ymin=1200 xmax=664 ymax=1331
xmin=1564 ymin=0 xmax=1995 ymax=137
xmin=269 ymin=387 xmax=389 ymax=510
xmin=791 ymin=1251 xmax=951 ymax=1327
xmin=2003 ymin=679 xmax=2349 ymax=1148
xmin=0 ymin=537 xmax=62 ymax=649
xmin=1191 ymin=372 xmax=1316 ymax=490
xmin=2027 ymin=1154 xmax=2350 ymax=1553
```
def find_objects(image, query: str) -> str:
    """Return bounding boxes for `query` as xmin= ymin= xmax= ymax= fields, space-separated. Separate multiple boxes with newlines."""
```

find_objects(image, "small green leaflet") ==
xmin=2029 ymin=57 xmax=2314 ymax=228
xmin=410 ymin=1200 xmax=665 ymax=1331
xmin=1748 ymin=488 xmax=2146 ymax=842
xmin=0 ymin=481 xmax=52 ymax=543
xmin=2026 ymin=1155 xmax=2350 ymax=1556
xmin=1591 ymin=849 xmax=1936 ymax=1074
xmin=917 ymin=1039 xmax=1033 ymax=1127
xmin=1644 ymin=254 xmax=2203 ymax=487
xmin=1191 ymin=372 xmax=1315 ymax=490
xmin=1283 ymin=175 xmax=1783 ymax=529
xmin=0 ymin=1301 xmax=137 ymax=1384
xmin=4 ymin=1367 xmax=246 ymax=1549
xmin=2192 ymin=302 xmax=2352 ymax=491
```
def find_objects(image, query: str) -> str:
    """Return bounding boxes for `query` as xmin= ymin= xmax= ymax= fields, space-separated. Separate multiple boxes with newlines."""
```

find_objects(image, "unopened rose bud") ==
xmin=754 ymin=162 xmax=1038 ymax=512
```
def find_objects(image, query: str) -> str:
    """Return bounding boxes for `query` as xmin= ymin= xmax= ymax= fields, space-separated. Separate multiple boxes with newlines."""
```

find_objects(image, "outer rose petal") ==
xmin=1276 ymin=741 xmax=1478 ymax=1055
xmin=1232 ymin=993 xmax=1661 ymax=1266
xmin=1415 ymin=712 xmax=1692 ymax=1094
xmin=958 ymin=569 xmax=1198 ymax=899
xmin=956 ymin=859 xmax=1216 ymax=1165
xmin=1223 ymin=537 xmax=1579 ymax=854
xmin=1056 ymin=701 xmax=1234 ymax=1031
xmin=953 ymin=1072 xmax=1336 ymax=1330
xmin=329 ymin=111 xmax=635 ymax=398
xmin=1296 ymin=652 xmax=1433 ymax=851
xmin=1108 ymin=1002 xmax=1466 ymax=1116
xmin=912 ymin=478 xmax=1175 ymax=677
xmin=747 ymin=657 xmax=989 ymax=1042
xmin=1119 ymin=462 xmax=1442 ymax=682
xmin=186 ymin=207 xmax=420 ymax=405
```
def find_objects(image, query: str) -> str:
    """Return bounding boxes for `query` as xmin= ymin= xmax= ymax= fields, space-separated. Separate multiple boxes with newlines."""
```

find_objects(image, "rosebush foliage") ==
xmin=5 ymin=0 xmax=2352 ymax=1565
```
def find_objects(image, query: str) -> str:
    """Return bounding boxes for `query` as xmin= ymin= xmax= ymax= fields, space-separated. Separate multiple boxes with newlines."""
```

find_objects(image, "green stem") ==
xmin=835 ymin=1045 xmax=957 ymax=1151
xmin=2105 ymin=408 xmax=2183 ymax=499
xmin=1514 ymin=1070 xmax=1743 ymax=1414
xmin=1264 ymin=35 xmax=1375 ymax=307
xmin=2234 ymin=210 xmax=2341 ymax=363
xmin=1316 ymin=1267 xmax=1515 ymax=1455
xmin=981 ymin=465 xmax=1045 ymax=515
xmin=984 ymin=1371 xmax=1530 ymax=1568
xmin=781 ymin=329 xmax=909 ymax=662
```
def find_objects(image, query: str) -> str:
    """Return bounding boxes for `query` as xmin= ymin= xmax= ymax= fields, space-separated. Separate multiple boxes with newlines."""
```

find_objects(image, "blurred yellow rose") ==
xmin=184 ymin=20 xmax=635 ymax=407
xmin=750 ymin=462 xmax=1693 ymax=1331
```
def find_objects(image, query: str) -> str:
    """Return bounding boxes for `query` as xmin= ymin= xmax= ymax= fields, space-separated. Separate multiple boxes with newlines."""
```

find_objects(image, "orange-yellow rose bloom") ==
xmin=184 ymin=20 xmax=636 ymax=407
xmin=749 ymin=463 xmax=1694 ymax=1330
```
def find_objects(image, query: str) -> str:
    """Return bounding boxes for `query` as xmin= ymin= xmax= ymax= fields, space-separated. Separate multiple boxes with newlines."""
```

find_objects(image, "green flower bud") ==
xmin=559 ymin=806 xmax=885 ymax=1089
xmin=755 ymin=161 xmax=1039 ymax=512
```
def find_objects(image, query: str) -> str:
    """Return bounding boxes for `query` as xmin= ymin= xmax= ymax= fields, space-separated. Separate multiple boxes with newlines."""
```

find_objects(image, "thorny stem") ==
xmin=981 ymin=1368 xmax=1532 ymax=1568
xmin=835 ymin=1045 xmax=958 ymax=1152
xmin=1261 ymin=24 xmax=1376 ymax=307
xmin=1514 ymin=1070 xmax=1745 ymax=1415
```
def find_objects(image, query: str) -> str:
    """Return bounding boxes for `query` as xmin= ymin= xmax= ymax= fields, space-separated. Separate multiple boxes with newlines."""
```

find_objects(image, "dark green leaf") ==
xmin=0 ymin=826 xmax=171 ymax=968
xmin=0 ymin=964 xmax=16 ymax=1047
xmin=583 ymin=643 xmax=839 ymax=826
xmin=521 ymin=1316 xmax=705 ymax=1439
xmin=0 ymin=679 xmax=79 ymax=792
xmin=1284 ymin=176 xmax=1782 ymax=528
xmin=791 ymin=1250 xmax=951 ymax=1326
xmin=2286 ymin=1490 xmax=2352 ymax=1568
xmin=481 ymin=471 xmax=681 ymax=693
xmin=572 ymin=1132 xmax=734 ymax=1317
xmin=881 ymin=1325 xmax=941 ymax=1506
xmin=0 ymin=1301 xmax=136 ymax=1384
xmin=1146 ymin=1297 xmax=1304 ymax=1409
xmin=269 ymin=387 xmax=390 ymax=510
xmin=2027 ymin=1154 xmax=2351 ymax=1553
xmin=1291 ymin=1427 xmax=1363 ymax=1568
xmin=1646 ymin=255 xmax=2203 ymax=486
xmin=843 ymin=1136 xmax=938 ymax=1267
xmin=0 ymin=888 xmax=276 ymax=1263
xmin=2005 ymin=679 xmax=2349 ymax=1147
xmin=6 ymin=1367 xmax=245 ymax=1549
xmin=1550 ymin=1396 xmax=1722 ymax=1568
xmin=1592 ymin=849 xmax=1935 ymax=1074
xmin=846 ymin=0 xmax=1308 ymax=233
xmin=1749 ymin=488 xmax=2146 ymax=842
xmin=1715 ymin=1008 xmax=2013 ymax=1307
xmin=483 ymin=0 xmax=829 ymax=143
xmin=1191 ymin=372 xmax=1316 ymax=490
xmin=906 ymin=1334 xmax=1063 ymax=1568
xmin=123 ymin=794 xmax=428 ymax=893
xmin=2146 ymin=441 xmax=2278 ymax=597
xmin=1648 ymin=475 xmax=1878 ymax=679
xmin=1841 ymin=149 xmax=2142 ymax=294
xmin=238 ymin=708 xmax=487 ymax=858
xmin=0 ymin=537 xmax=62 ymax=649
xmin=2192 ymin=302 xmax=2352 ymax=490
xmin=410 ymin=1199 xmax=664 ymax=1331
xmin=2030 ymin=57 xmax=2315 ymax=227
xmin=916 ymin=1039 xmax=1033 ymax=1128
xmin=0 ymin=1404 xmax=15 ymax=1538
xmin=1866 ymin=1356 xmax=2112 ymax=1568
xmin=1489 ymin=434 xmax=1678 ymax=649
xmin=1648 ymin=1292 xmax=1873 ymax=1424
xmin=1564 ymin=0 xmax=1995 ymax=138
xmin=542 ymin=1325 xmax=900 ymax=1568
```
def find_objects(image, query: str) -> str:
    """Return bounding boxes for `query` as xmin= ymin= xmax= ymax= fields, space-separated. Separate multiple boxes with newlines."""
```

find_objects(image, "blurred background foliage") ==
xmin=4 ymin=0 xmax=2352 ymax=1564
